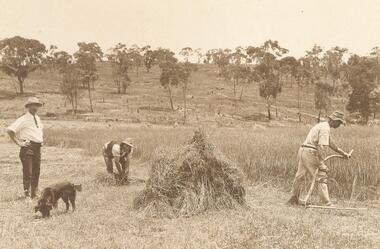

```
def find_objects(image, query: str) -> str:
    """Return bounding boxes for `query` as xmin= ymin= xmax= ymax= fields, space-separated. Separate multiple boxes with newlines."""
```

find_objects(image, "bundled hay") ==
xmin=134 ymin=130 xmax=246 ymax=217
xmin=94 ymin=172 xmax=116 ymax=186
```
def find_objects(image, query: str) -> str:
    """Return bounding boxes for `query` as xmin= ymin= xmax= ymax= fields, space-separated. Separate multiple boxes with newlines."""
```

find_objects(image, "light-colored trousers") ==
xmin=291 ymin=147 xmax=330 ymax=204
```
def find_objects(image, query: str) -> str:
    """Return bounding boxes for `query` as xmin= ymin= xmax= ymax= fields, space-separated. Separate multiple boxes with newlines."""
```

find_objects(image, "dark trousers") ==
xmin=102 ymin=148 xmax=129 ymax=180
xmin=19 ymin=143 xmax=41 ymax=198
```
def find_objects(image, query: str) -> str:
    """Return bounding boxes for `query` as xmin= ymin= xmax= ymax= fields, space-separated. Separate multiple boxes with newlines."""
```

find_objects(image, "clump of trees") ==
xmin=205 ymin=40 xmax=288 ymax=119
xmin=205 ymin=41 xmax=380 ymax=124
xmin=205 ymin=49 xmax=231 ymax=75
xmin=345 ymin=55 xmax=379 ymax=123
xmin=52 ymin=42 xmax=103 ymax=114
xmin=2 ymin=35 xmax=380 ymax=125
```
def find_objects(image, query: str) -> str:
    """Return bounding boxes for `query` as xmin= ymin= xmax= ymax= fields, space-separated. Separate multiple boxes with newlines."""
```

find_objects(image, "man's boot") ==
xmin=286 ymin=195 xmax=299 ymax=206
xmin=31 ymin=188 xmax=36 ymax=199
xmin=319 ymin=184 xmax=333 ymax=206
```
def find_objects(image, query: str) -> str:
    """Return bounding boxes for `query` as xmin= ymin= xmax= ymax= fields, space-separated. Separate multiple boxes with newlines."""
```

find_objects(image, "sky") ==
xmin=0 ymin=0 xmax=379 ymax=58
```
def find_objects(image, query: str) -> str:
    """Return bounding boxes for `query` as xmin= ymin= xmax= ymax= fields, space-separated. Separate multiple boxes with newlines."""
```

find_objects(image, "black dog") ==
xmin=35 ymin=182 xmax=82 ymax=217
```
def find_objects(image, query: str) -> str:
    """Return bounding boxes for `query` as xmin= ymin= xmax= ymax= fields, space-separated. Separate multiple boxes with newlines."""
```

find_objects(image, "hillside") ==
xmin=0 ymin=63 xmax=345 ymax=125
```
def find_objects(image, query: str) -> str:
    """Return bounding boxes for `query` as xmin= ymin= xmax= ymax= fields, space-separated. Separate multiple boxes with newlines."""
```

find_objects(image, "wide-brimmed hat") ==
xmin=25 ymin=97 xmax=43 ymax=108
xmin=329 ymin=111 xmax=346 ymax=124
xmin=121 ymin=138 xmax=134 ymax=148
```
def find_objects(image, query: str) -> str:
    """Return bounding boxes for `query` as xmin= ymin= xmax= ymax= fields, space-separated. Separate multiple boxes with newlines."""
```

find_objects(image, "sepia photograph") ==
xmin=0 ymin=0 xmax=379 ymax=248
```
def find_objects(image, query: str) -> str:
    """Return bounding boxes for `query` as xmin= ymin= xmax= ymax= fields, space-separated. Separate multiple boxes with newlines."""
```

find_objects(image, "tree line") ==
xmin=203 ymin=42 xmax=380 ymax=123
xmin=0 ymin=36 xmax=379 ymax=124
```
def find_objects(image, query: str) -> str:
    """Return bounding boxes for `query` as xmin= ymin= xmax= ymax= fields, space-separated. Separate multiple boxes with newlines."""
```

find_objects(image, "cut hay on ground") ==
xmin=95 ymin=172 xmax=145 ymax=186
xmin=134 ymin=130 xmax=246 ymax=217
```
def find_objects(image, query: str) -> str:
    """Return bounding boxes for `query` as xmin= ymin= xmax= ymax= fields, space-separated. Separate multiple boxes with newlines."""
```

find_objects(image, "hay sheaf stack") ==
xmin=134 ymin=130 xmax=246 ymax=217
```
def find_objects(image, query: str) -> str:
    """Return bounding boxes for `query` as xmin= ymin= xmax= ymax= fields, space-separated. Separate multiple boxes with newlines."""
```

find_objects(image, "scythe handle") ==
xmin=323 ymin=149 xmax=354 ymax=163
xmin=303 ymin=149 xmax=353 ymax=206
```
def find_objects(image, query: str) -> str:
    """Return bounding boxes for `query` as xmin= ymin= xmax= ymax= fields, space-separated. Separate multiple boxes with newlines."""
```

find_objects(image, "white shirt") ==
xmin=104 ymin=142 xmax=121 ymax=157
xmin=103 ymin=141 xmax=133 ymax=158
xmin=303 ymin=121 xmax=330 ymax=148
xmin=7 ymin=112 xmax=44 ymax=143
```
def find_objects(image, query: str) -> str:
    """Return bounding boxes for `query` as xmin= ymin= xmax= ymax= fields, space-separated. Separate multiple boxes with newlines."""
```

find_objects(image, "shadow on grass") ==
xmin=0 ymin=90 xmax=38 ymax=100
xmin=0 ymin=194 xmax=28 ymax=203
xmin=34 ymin=210 xmax=75 ymax=220
xmin=94 ymin=172 xmax=145 ymax=187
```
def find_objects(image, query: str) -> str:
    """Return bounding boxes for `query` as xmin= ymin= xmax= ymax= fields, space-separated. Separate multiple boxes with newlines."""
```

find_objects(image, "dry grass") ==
xmin=0 ymin=142 xmax=378 ymax=249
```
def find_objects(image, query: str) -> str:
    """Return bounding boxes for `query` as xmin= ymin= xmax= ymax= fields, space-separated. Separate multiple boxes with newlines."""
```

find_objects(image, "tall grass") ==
xmin=44 ymin=125 xmax=380 ymax=200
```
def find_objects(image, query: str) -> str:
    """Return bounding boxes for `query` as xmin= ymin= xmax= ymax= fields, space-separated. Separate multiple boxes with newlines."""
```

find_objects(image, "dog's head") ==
xmin=35 ymin=199 xmax=53 ymax=217
xmin=35 ymin=188 xmax=54 ymax=218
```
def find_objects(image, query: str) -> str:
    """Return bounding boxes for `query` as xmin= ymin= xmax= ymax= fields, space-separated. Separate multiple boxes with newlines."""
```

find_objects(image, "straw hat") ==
xmin=25 ymin=97 xmax=43 ymax=108
xmin=121 ymin=138 xmax=134 ymax=148
xmin=329 ymin=111 xmax=346 ymax=124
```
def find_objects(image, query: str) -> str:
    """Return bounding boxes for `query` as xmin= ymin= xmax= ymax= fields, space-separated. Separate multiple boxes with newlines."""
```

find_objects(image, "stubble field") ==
xmin=0 ymin=123 xmax=379 ymax=249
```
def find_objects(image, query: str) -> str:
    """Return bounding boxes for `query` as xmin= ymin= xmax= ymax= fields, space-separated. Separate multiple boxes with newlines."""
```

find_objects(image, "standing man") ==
xmin=7 ymin=97 xmax=44 ymax=199
xmin=102 ymin=139 xmax=134 ymax=183
xmin=287 ymin=111 xmax=351 ymax=206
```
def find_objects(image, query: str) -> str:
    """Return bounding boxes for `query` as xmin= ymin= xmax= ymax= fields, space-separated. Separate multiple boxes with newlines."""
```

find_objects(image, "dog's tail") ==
xmin=73 ymin=184 xmax=82 ymax=191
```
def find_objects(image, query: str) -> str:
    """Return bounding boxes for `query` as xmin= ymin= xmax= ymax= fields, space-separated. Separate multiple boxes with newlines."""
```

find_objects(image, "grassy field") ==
xmin=0 ymin=125 xmax=379 ymax=249
xmin=42 ymin=124 xmax=379 ymax=200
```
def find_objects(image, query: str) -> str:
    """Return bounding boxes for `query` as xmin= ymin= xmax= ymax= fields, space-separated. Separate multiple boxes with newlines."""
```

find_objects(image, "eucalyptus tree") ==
xmin=178 ymin=62 xmax=197 ymax=123
xmin=179 ymin=47 xmax=193 ymax=62
xmin=251 ymin=40 xmax=289 ymax=119
xmin=0 ymin=36 xmax=46 ymax=94
xmin=159 ymin=59 xmax=179 ymax=111
xmin=315 ymin=80 xmax=334 ymax=122
xmin=108 ymin=43 xmax=131 ymax=94
xmin=74 ymin=42 xmax=103 ymax=112
xmin=205 ymin=48 xmax=231 ymax=76
xmin=370 ymin=46 xmax=380 ymax=85
xmin=127 ymin=44 xmax=143 ymax=77
xmin=322 ymin=46 xmax=348 ymax=91
xmin=194 ymin=48 xmax=203 ymax=64
xmin=142 ymin=45 xmax=156 ymax=72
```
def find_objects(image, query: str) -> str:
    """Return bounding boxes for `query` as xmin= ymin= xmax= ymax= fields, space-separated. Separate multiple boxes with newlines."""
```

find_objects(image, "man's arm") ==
xmin=7 ymin=130 xmax=29 ymax=147
xmin=7 ymin=130 xmax=19 ymax=146
xmin=329 ymin=138 xmax=350 ymax=159
xmin=113 ymin=156 xmax=123 ymax=175
xmin=7 ymin=116 xmax=30 ymax=147
xmin=316 ymin=144 xmax=329 ymax=162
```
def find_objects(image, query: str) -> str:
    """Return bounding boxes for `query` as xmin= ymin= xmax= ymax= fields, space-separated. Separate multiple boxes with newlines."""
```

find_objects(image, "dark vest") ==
xmin=106 ymin=141 xmax=117 ymax=158
xmin=106 ymin=141 xmax=127 ymax=163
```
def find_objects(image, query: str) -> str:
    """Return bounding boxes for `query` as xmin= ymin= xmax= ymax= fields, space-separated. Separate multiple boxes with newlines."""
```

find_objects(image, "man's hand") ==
xmin=342 ymin=151 xmax=352 ymax=159
xmin=18 ymin=140 xmax=31 ymax=147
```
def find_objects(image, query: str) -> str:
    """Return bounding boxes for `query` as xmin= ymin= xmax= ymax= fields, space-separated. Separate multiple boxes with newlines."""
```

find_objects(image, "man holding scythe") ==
xmin=287 ymin=111 xmax=352 ymax=206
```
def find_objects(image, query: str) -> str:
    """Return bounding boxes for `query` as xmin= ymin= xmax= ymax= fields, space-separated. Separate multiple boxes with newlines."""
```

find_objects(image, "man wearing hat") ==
xmin=102 ymin=139 xmax=134 ymax=182
xmin=287 ymin=111 xmax=351 ymax=206
xmin=7 ymin=97 xmax=44 ymax=198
